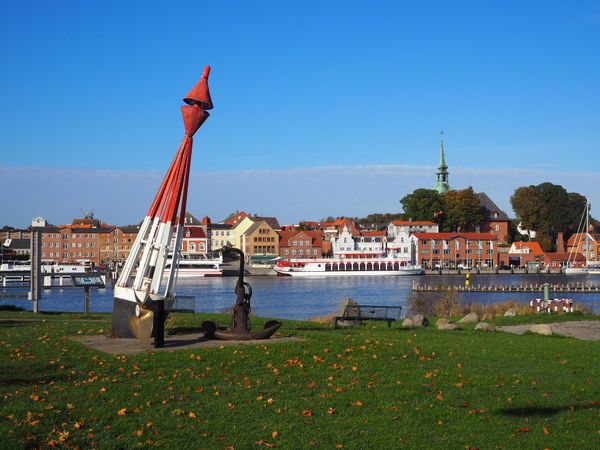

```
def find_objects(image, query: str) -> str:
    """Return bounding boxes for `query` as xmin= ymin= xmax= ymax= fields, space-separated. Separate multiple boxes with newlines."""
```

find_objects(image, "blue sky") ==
xmin=1 ymin=1 xmax=599 ymax=227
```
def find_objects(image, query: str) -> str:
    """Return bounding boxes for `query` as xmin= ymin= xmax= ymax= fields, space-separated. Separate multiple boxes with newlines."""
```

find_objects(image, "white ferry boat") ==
xmin=274 ymin=257 xmax=423 ymax=277
xmin=0 ymin=261 xmax=86 ymax=274
xmin=164 ymin=254 xmax=223 ymax=278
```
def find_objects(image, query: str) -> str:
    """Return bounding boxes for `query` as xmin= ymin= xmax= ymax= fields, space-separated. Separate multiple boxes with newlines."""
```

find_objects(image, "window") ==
xmin=313 ymin=249 xmax=318 ymax=255
xmin=495 ymin=224 xmax=499 ymax=232
xmin=200 ymin=243 xmax=205 ymax=251
xmin=190 ymin=243 xmax=196 ymax=251
xmin=292 ymin=249 xmax=296 ymax=255
xmin=72 ymin=243 xmax=76 ymax=248
xmin=284 ymin=249 xmax=289 ymax=255
xmin=305 ymin=240 xmax=310 ymax=246
xmin=299 ymin=249 xmax=304 ymax=255
xmin=292 ymin=241 xmax=297 ymax=246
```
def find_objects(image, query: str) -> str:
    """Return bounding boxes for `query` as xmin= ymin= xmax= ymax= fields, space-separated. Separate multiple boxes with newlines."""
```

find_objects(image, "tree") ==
xmin=400 ymin=189 xmax=444 ymax=223
xmin=357 ymin=213 xmax=405 ymax=226
xmin=442 ymin=187 xmax=486 ymax=232
xmin=510 ymin=183 xmax=593 ymax=251
xmin=510 ymin=186 xmax=547 ymax=231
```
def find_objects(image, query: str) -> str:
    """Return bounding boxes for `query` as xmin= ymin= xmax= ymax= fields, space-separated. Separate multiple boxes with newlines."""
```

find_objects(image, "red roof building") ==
xmin=412 ymin=232 xmax=498 ymax=270
xmin=278 ymin=230 xmax=323 ymax=260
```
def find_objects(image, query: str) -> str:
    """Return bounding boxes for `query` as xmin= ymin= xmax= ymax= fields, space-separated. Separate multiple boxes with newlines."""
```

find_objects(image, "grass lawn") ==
xmin=1 ymin=311 xmax=599 ymax=449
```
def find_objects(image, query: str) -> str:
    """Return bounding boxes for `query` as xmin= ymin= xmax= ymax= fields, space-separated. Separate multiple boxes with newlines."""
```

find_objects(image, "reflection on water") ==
xmin=2 ymin=274 xmax=599 ymax=320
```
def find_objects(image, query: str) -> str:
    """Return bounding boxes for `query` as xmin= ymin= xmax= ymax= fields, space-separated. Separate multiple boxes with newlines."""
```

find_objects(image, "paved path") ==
xmin=73 ymin=333 xmax=300 ymax=355
xmin=497 ymin=320 xmax=600 ymax=341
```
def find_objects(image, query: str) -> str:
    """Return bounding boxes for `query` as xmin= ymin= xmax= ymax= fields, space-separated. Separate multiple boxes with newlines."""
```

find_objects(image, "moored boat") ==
xmin=164 ymin=254 xmax=223 ymax=278
xmin=274 ymin=257 xmax=423 ymax=277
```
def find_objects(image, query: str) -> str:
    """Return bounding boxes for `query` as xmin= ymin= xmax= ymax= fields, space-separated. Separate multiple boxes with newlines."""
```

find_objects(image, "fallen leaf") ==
xmin=271 ymin=431 xmax=279 ymax=439
xmin=117 ymin=408 xmax=127 ymax=416
xmin=303 ymin=410 xmax=312 ymax=417
xmin=516 ymin=427 xmax=530 ymax=433
xmin=256 ymin=440 xmax=276 ymax=447
xmin=543 ymin=426 xmax=550 ymax=435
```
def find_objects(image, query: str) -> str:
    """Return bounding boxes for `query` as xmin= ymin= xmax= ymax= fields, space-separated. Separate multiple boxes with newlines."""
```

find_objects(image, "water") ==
xmin=2 ymin=274 xmax=599 ymax=319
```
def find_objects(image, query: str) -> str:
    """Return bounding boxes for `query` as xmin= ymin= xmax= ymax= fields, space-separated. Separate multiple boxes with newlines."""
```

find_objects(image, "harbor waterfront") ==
xmin=2 ymin=273 xmax=599 ymax=319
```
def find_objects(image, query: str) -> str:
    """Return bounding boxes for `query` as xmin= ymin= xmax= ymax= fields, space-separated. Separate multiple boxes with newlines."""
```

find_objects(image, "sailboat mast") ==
xmin=585 ymin=197 xmax=590 ymax=268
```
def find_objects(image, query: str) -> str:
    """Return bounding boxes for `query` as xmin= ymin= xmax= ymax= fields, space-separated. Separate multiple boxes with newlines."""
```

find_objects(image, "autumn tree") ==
xmin=442 ymin=187 xmax=486 ymax=232
xmin=400 ymin=189 xmax=443 ymax=223
xmin=510 ymin=186 xmax=547 ymax=231
xmin=510 ymin=183 xmax=591 ymax=251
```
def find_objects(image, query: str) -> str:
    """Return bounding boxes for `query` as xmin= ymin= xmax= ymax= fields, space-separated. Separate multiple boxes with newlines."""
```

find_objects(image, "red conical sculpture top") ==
xmin=183 ymin=65 xmax=213 ymax=110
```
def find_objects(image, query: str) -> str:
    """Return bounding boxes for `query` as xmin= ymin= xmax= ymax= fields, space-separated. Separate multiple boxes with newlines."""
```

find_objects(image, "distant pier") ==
xmin=412 ymin=280 xmax=600 ymax=294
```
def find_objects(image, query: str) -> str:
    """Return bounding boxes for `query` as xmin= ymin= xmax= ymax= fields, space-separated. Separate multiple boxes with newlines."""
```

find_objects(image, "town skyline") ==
xmin=2 ymin=160 xmax=599 ymax=229
xmin=1 ymin=1 xmax=599 ymax=227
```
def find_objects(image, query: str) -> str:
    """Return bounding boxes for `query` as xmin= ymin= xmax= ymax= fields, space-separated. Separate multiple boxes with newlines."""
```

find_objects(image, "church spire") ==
xmin=434 ymin=130 xmax=450 ymax=194
xmin=439 ymin=131 xmax=447 ymax=169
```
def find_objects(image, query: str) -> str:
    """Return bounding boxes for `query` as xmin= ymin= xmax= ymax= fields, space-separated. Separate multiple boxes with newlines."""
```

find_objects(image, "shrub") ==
xmin=407 ymin=288 xmax=460 ymax=317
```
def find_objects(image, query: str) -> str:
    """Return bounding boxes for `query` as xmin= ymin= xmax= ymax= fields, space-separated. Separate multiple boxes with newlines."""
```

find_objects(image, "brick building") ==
xmin=278 ymin=229 xmax=323 ymax=260
xmin=477 ymin=193 xmax=511 ymax=244
xmin=412 ymin=232 xmax=498 ymax=270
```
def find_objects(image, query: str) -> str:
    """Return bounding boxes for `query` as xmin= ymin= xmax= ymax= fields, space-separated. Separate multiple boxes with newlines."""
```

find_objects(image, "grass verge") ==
xmin=0 ymin=311 xmax=599 ymax=449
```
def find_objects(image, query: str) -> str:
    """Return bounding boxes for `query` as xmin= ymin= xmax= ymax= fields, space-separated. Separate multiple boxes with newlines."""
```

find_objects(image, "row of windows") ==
xmin=43 ymin=242 xmax=96 ymax=248
xmin=254 ymin=236 xmax=275 ymax=242
xmin=214 ymin=230 xmax=231 ymax=236
xmin=291 ymin=240 xmax=311 ymax=246
xmin=284 ymin=249 xmax=319 ymax=256
xmin=252 ymin=246 xmax=276 ymax=253
xmin=43 ymin=252 xmax=96 ymax=258
xmin=103 ymin=245 xmax=130 ymax=251
xmin=421 ymin=239 xmax=494 ymax=247
xmin=424 ymin=249 xmax=495 ymax=255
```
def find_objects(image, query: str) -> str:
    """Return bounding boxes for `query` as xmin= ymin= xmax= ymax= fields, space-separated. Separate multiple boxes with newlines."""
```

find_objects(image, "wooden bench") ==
xmin=332 ymin=304 xmax=402 ymax=329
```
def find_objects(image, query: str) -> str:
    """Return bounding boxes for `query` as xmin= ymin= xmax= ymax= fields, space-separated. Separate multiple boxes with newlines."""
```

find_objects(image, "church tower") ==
xmin=434 ymin=131 xmax=450 ymax=194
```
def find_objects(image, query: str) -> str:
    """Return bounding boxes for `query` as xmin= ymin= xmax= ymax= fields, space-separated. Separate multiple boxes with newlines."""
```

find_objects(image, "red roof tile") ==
xmin=512 ymin=241 xmax=544 ymax=256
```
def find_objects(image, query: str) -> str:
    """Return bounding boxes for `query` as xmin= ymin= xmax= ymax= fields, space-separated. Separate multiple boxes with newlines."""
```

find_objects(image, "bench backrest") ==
xmin=343 ymin=304 xmax=402 ymax=320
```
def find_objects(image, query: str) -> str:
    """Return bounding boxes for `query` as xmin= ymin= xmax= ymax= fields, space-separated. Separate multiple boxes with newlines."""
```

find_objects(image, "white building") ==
xmin=387 ymin=220 xmax=438 ymax=238
xmin=386 ymin=221 xmax=437 ymax=263
xmin=331 ymin=225 xmax=386 ymax=257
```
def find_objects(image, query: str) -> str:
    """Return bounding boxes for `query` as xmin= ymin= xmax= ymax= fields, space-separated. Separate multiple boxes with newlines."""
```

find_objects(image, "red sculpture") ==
xmin=111 ymin=66 xmax=213 ymax=346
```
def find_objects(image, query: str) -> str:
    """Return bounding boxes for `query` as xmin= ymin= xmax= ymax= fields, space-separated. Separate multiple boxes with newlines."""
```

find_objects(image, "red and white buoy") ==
xmin=111 ymin=67 xmax=213 ymax=346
